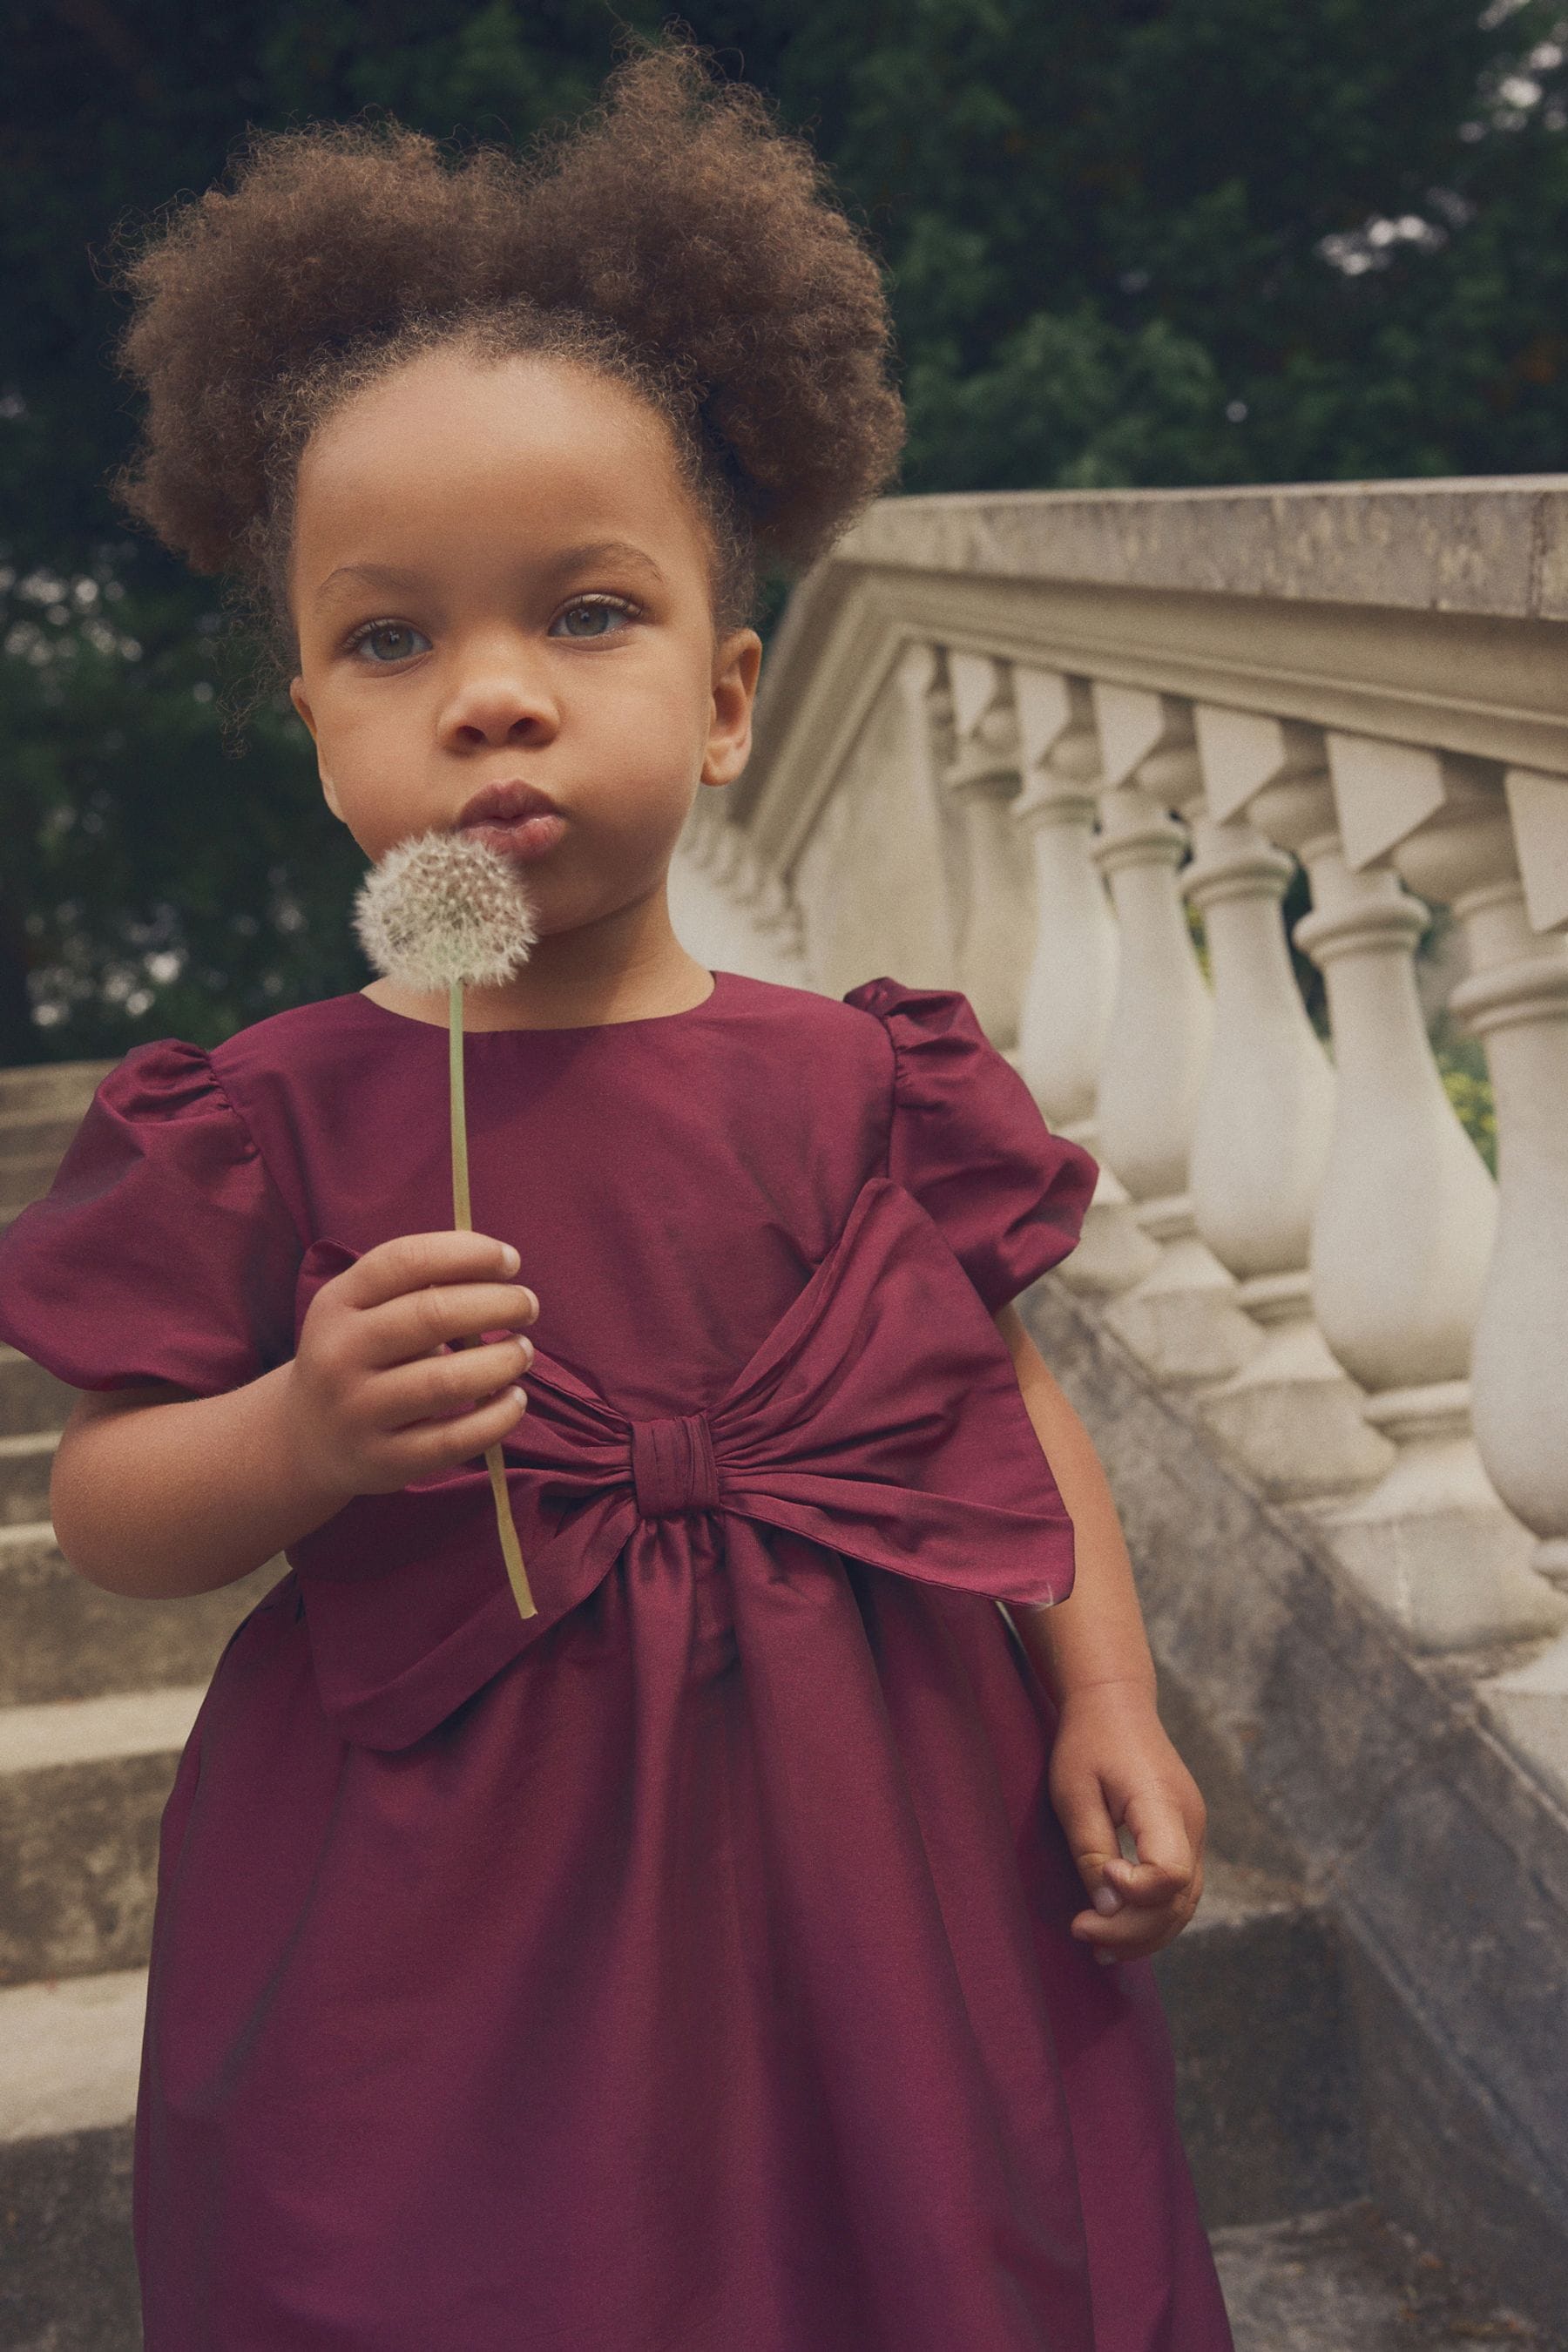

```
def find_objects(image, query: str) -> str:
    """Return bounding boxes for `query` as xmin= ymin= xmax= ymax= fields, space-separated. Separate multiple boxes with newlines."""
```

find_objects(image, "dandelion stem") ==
xmin=448 ymin=980 xmax=472 ymax=1230
xmin=447 ymin=978 xmax=537 ymax=1621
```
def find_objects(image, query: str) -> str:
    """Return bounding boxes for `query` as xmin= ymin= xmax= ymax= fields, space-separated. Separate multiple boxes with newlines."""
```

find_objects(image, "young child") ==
xmin=0 ymin=38 xmax=1233 ymax=2352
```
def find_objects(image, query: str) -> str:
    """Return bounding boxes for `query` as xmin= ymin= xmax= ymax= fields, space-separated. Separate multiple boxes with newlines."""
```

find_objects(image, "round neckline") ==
xmin=347 ymin=967 xmax=728 ymax=1036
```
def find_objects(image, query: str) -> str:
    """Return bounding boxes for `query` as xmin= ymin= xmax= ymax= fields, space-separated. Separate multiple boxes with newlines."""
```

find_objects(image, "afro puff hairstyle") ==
xmin=112 ymin=33 xmax=908 ymax=646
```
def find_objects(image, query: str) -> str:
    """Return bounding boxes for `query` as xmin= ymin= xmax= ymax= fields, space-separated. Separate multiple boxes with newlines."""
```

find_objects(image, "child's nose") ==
xmin=440 ymin=659 xmax=560 ymax=749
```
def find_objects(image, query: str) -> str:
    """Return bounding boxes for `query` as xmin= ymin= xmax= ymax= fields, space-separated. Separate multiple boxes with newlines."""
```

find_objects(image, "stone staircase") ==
xmin=0 ymin=1063 xmax=276 ymax=2351
xmin=0 ymin=1061 xmax=1560 ymax=2351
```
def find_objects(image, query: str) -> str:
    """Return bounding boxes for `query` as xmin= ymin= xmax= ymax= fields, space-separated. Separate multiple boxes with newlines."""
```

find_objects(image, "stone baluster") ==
xmin=670 ymin=796 xmax=815 ymax=988
xmin=1089 ymin=685 xmax=1260 ymax=1383
xmin=1424 ymin=768 xmax=1568 ymax=1792
xmin=705 ymin=816 xmax=754 ymax=905
xmin=1009 ymin=668 xmax=1157 ymax=1300
xmin=896 ymin=643 xmax=968 ymax=989
xmin=744 ymin=864 xmax=814 ymax=981
xmin=1181 ymin=711 xmax=1393 ymax=1498
xmin=942 ymin=652 xmax=1036 ymax=1050
xmin=1292 ymin=733 xmax=1561 ymax=1649
xmin=1010 ymin=669 xmax=1117 ymax=1125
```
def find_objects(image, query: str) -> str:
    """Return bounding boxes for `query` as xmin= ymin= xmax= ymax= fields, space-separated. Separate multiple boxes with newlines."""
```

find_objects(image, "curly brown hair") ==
xmin=111 ymin=33 xmax=907 ymax=647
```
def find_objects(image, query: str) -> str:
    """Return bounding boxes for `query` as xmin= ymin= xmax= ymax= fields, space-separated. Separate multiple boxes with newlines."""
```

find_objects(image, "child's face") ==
xmin=287 ymin=346 xmax=761 ymax=936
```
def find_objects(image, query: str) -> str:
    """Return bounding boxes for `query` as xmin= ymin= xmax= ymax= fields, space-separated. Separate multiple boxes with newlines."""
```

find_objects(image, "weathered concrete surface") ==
xmin=1154 ymin=1864 xmax=1366 ymax=2230
xmin=0 ymin=1746 xmax=174 ymax=1982
xmin=0 ymin=2122 xmax=139 ymax=2352
xmin=1213 ymin=2202 xmax=1567 ymax=2351
xmin=0 ymin=1739 xmax=194 ymax=1985
xmin=0 ymin=1689 xmax=203 ymax=1982
xmin=0 ymin=1148 xmax=71 ymax=1214
xmin=0 ymin=1350 xmax=76 ymax=1441
xmin=0 ymin=1433 xmax=58 ymax=1524
xmin=0 ymin=1064 xmax=113 ymax=1124
xmin=841 ymin=477 xmax=1568 ymax=623
xmin=0 ymin=1532 xmax=280 ymax=1706
xmin=0 ymin=1972 xmax=145 ymax=2142
xmin=1023 ymin=1273 xmax=1568 ymax=2337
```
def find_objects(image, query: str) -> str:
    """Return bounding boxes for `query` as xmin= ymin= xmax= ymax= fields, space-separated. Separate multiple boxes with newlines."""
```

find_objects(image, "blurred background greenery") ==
xmin=4 ymin=0 xmax=1566 ymax=1125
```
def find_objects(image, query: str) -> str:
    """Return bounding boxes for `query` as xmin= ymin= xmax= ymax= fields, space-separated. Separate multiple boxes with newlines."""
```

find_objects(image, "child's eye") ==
xmin=551 ymin=596 xmax=639 ymax=640
xmin=347 ymin=621 xmax=431 ymax=665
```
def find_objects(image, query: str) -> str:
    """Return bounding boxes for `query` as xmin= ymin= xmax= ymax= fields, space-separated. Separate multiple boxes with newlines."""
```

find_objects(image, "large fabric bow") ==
xmin=286 ymin=1176 xmax=1075 ymax=1749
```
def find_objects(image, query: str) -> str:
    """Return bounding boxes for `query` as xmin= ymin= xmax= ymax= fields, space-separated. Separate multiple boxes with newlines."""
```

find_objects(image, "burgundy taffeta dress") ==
xmin=0 ymin=968 xmax=1234 ymax=2352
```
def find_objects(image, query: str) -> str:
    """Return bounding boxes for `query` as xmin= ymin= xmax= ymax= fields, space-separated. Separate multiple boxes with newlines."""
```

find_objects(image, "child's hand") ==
xmin=1047 ymin=1680 xmax=1206 ymax=1968
xmin=282 ymin=1231 xmax=539 ymax=1504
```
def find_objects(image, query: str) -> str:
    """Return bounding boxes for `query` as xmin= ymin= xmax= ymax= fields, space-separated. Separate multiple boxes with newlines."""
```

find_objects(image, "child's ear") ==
xmin=288 ymin=678 xmax=343 ymax=821
xmin=701 ymin=627 xmax=762 ymax=787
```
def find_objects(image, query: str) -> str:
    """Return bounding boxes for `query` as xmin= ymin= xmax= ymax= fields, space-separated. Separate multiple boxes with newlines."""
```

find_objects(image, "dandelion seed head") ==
xmin=353 ymin=828 xmax=539 ymax=993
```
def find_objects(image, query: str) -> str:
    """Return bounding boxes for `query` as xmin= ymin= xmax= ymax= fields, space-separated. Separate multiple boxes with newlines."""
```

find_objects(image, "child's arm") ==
xmin=50 ymin=1231 xmax=538 ymax=1599
xmin=992 ymin=1301 xmax=1207 ymax=1964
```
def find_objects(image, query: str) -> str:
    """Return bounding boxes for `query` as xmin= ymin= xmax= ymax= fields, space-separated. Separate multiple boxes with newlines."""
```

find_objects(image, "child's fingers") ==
xmin=380 ymin=1383 xmax=530 ymax=1478
xmin=1067 ymin=1794 xmax=1203 ymax=1960
xmin=1078 ymin=1903 xmax=1191 ymax=1965
xmin=356 ymin=1281 xmax=539 ymax=1371
xmin=1103 ymin=1789 xmax=1198 ymax=1901
xmin=1052 ymin=1779 xmax=1125 ymax=1907
xmin=1071 ymin=1869 xmax=1204 ymax=1962
xmin=1103 ymin=1855 xmax=1193 ymax=1910
xmin=337 ymin=1230 xmax=537 ymax=1314
xmin=371 ymin=1341 xmax=534 ymax=1428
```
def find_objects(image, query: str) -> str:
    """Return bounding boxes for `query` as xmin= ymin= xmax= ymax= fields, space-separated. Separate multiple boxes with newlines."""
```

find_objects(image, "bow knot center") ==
xmin=630 ymin=1413 xmax=721 ymax=1519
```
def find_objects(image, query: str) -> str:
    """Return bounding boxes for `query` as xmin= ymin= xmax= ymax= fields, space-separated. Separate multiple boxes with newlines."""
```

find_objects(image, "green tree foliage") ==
xmin=4 ymin=0 xmax=1567 ymax=1059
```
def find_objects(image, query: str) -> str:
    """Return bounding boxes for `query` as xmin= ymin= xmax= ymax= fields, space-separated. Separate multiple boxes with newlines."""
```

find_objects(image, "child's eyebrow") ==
xmin=549 ymin=540 xmax=669 ymax=588
xmin=314 ymin=542 xmax=669 ymax=605
xmin=315 ymin=563 xmax=427 ymax=604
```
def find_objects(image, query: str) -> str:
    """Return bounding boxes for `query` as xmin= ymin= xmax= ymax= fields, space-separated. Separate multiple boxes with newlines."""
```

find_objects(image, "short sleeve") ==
xmin=0 ymin=1038 xmax=304 ymax=1395
xmin=844 ymin=977 xmax=1098 ymax=1314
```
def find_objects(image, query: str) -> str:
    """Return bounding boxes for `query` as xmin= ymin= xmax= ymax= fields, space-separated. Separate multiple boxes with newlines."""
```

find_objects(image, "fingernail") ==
xmin=500 ymin=1244 xmax=520 ymax=1274
xmin=1092 ymin=1886 xmax=1123 ymax=1916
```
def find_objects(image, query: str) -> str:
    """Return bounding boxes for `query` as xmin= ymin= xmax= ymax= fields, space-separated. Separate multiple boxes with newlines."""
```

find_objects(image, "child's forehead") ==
xmin=304 ymin=345 xmax=672 ymax=490
xmin=294 ymin=347 xmax=707 ymax=584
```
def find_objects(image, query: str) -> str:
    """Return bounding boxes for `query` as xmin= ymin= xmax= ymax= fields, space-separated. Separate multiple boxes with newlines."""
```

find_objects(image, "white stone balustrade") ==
xmin=1182 ymin=714 xmax=1392 ymax=1501
xmin=940 ymin=652 xmax=1034 ymax=1051
xmin=1442 ymin=773 xmax=1568 ymax=1781
xmin=1010 ymin=669 xmax=1116 ymax=1131
xmin=1088 ymin=686 xmax=1260 ymax=1387
xmin=1009 ymin=670 xmax=1159 ymax=1301
xmin=672 ymin=478 xmax=1568 ymax=1802
xmin=1295 ymin=738 xmax=1561 ymax=1649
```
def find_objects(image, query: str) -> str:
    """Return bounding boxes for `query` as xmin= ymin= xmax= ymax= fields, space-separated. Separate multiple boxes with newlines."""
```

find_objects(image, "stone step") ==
xmin=1212 ymin=2200 xmax=1565 ymax=2350
xmin=0 ymin=1431 xmax=59 ymax=1524
xmin=0 ymin=1524 xmax=280 ymax=1707
xmin=0 ymin=1148 xmax=69 ymax=1212
xmin=0 ymin=1972 xmax=143 ymax=2352
xmin=0 ymin=1348 xmax=78 ymax=1441
xmin=1154 ymin=1858 xmax=1367 ymax=2230
xmin=0 ymin=1110 xmax=84 ymax=1163
xmin=0 ymin=1061 xmax=112 ymax=1125
xmin=0 ymin=1686 xmax=205 ymax=1985
xmin=0 ymin=1970 xmax=146 ymax=2146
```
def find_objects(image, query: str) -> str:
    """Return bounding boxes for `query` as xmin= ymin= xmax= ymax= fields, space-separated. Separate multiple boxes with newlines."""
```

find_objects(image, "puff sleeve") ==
xmin=844 ymin=977 xmax=1098 ymax=1314
xmin=0 ymin=1039 xmax=303 ymax=1395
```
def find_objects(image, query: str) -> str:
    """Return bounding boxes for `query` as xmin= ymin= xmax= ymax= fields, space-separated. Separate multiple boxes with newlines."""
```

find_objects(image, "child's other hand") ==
xmin=1047 ymin=1680 xmax=1206 ymax=1968
xmin=282 ymin=1230 xmax=540 ymax=1504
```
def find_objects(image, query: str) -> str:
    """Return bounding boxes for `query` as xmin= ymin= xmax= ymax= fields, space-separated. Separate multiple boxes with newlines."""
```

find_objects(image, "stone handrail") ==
xmin=669 ymin=477 xmax=1568 ymax=1803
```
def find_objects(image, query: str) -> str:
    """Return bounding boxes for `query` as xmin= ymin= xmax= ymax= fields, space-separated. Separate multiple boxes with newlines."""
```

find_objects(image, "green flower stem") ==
xmin=449 ymin=978 xmax=536 ymax=1620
